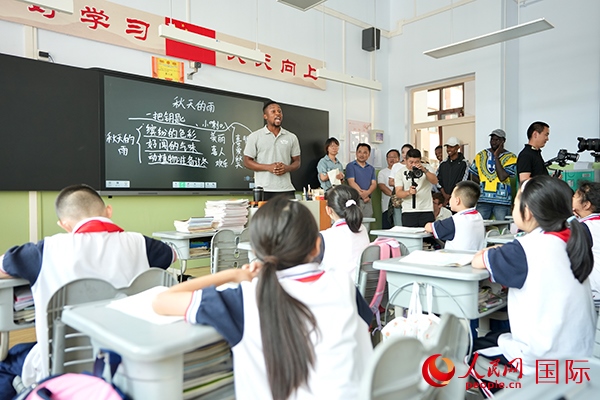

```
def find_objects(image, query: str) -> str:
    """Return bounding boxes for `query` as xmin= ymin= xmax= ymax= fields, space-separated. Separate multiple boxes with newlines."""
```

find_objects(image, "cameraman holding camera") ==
xmin=393 ymin=148 xmax=439 ymax=227
xmin=517 ymin=121 xmax=550 ymax=183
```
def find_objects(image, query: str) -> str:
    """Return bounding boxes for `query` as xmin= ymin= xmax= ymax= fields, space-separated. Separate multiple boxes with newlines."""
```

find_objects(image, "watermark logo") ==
xmin=422 ymin=354 xmax=456 ymax=387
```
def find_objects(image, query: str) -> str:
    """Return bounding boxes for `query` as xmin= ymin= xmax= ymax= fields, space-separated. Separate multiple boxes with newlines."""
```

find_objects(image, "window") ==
xmin=410 ymin=76 xmax=475 ymax=165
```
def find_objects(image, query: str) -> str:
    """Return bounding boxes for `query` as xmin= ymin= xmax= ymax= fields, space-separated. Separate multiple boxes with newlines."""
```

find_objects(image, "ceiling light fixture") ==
xmin=158 ymin=24 xmax=265 ymax=63
xmin=424 ymin=18 xmax=553 ymax=59
xmin=316 ymin=68 xmax=382 ymax=91
xmin=276 ymin=0 xmax=327 ymax=12
xmin=17 ymin=0 xmax=73 ymax=14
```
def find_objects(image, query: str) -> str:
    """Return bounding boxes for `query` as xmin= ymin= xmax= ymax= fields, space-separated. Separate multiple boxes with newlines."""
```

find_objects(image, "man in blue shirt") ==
xmin=345 ymin=143 xmax=376 ymax=218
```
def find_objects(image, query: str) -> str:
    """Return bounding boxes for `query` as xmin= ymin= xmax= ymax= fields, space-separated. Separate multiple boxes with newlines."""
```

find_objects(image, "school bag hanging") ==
xmin=15 ymin=349 xmax=129 ymax=400
xmin=381 ymin=282 xmax=440 ymax=343
xmin=368 ymin=237 xmax=402 ymax=333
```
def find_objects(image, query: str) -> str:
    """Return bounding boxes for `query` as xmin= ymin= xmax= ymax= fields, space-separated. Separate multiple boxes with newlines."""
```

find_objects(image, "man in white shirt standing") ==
xmin=377 ymin=149 xmax=400 ymax=229
xmin=394 ymin=148 xmax=439 ymax=227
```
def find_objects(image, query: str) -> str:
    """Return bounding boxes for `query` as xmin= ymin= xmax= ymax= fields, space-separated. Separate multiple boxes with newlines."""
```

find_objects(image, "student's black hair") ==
xmin=575 ymin=181 xmax=600 ymax=213
xmin=435 ymin=145 xmax=443 ymax=151
xmin=432 ymin=192 xmax=445 ymax=204
xmin=263 ymin=100 xmax=280 ymax=113
xmin=55 ymin=184 xmax=105 ymax=221
xmin=526 ymin=121 xmax=549 ymax=140
xmin=324 ymin=137 xmax=340 ymax=154
xmin=401 ymin=143 xmax=414 ymax=152
xmin=356 ymin=142 xmax=371 ymax=153
xmin=249 ymin=197 xmax=320 ymax=400
xmin=386 ymin=149 xmax=400 ymax=158
xmin=454 ymin=180 xmax=481 ymax=208
xmin=325 ymin=185 xmax=363 ymax=233
xmin=405 ymin=148 xmax=422 ymax=159
xmin=518 ymin=175 xmax=592 ymax=283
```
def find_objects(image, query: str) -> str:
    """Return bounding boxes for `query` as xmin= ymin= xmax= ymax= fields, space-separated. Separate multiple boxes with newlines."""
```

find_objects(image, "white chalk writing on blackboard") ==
xmin=107 ymin=111 xmax=251 ymax=169
xmin=172 ymin=96 xmax=216 ymax=113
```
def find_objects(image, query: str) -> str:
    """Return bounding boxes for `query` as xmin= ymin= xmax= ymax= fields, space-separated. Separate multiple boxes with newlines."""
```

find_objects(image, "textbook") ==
xmin=174 ymin=217 xmax=216 ymax=233
xmin=398 ymin=250 xmax=475 ymax=267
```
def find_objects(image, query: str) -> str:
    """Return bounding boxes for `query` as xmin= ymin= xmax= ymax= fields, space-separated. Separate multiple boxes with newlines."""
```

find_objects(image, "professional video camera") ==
xmin=404 ymin=166 xmax=423 ymax=208
xmin=577 ymin=137 xmax=600 ymax=162
xmin=544 ymin=149 xmax=579 ymax=168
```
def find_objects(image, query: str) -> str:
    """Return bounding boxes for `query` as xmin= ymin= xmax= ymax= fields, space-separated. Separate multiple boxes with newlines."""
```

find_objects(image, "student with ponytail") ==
xmin=573 ymin=180 xmax=600 ymax=300
xmin=319 ymin=185 xmax=370 ymax=279
xmin=472 ymin=175 xmax=596 ymax=376
xmin=153 ymin=197 xmax=373 ymax=400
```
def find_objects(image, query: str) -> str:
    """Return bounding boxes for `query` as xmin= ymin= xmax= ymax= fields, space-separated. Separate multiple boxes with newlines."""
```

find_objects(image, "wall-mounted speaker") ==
xmin=362 ymin=27 xmax=381 ymax=52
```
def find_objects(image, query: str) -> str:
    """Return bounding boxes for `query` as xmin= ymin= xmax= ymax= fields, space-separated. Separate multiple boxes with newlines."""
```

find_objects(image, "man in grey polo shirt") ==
xmin=244 ymin=101 xmax=301 ymax=200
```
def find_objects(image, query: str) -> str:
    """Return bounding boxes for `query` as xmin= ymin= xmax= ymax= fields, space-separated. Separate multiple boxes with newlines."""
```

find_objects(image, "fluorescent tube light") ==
xmin=424 ymin=18 xmax=554 ymax=59
xmin=16 ymin=0 xmax=73 ymax=14
xmin=316 ymin=68 xmax=382 ymax=91
xmin=158 ymin=24 xmax=265 ymax=63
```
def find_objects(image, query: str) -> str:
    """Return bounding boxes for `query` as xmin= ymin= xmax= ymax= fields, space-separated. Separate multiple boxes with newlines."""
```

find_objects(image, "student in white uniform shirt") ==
xmin=425 ymin=180 xmax=485 ymax=251
xmin=572 ymin=180 xmax=600 ymax=300
xmin=319 ymin=185 xmax=371 ymax=280
xmin=472 ymin=175 xmax=595 ymax=378
xmin=153 ymin=197 xmax=373 ymax=400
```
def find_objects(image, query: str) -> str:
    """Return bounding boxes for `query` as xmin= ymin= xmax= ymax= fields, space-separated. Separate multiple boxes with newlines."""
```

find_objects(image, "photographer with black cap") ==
xmin=393 ymin=148 xmax=438 ymax=227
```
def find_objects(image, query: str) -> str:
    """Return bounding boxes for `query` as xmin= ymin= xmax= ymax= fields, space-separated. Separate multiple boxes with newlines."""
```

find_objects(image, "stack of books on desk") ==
xmin=174 ymin=217 xmax=217 ymax=234
xmin=205 ymin=199 xmax=249 ymax=231
xmin=183 ymin=340 xmax=234 ymax=399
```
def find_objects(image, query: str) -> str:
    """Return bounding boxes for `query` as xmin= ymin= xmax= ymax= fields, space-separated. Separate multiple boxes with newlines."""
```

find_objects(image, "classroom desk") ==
xmin=153 ymin=230 xmax=217 ymax=278
xmin=373 ymin=253 xmax=504 ymax=320
xmin=486 ymin=233 xmax=518 ymax=245
xmin=61 ymin=300 xmax=224 ymax=400
xmin=0 ymin=278 xmax=33 ymax=361
xmin=237 ymin=241 xmax=254 ymax=263
xmin=370 ymin=229 xmax=433 ymax=253
xmin=483 ymin=219 xmax=511 ymax=232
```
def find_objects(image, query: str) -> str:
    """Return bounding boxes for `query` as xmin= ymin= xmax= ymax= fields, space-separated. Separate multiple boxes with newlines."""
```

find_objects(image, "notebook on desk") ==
xmin=398 ymin=250 xmax=474 ymax=267
xmin=388 ymin=226 xmax=426 ymax=233
xmin=107 ymin=286 xmax=184 ymax=325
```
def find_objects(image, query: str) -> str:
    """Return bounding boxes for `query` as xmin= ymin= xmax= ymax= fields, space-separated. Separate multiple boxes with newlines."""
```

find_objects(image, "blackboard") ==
xmin=102 ymin=73 xmax=265 ymax=193
xmin=0 ymin=53 xmax=101 ymax=191
xmin=100 ymin=71 xmax=329 ymax=194
xmin=0 ymin=52 xmax=328 ymax=194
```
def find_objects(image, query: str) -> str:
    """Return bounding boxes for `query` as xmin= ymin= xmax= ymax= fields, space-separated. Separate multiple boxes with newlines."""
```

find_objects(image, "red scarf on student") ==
xmin=74 ymin=219 xmax=124 ymax=234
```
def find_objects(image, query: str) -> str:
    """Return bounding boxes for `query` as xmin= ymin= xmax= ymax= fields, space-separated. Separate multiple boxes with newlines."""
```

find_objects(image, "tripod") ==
xmin=410 ymin=177 xmax=418 ymax=209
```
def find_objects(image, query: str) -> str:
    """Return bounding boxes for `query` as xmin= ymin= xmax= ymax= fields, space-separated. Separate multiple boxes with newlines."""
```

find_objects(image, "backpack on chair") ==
xmin=357 ymin=237 xmax=402 ymax=334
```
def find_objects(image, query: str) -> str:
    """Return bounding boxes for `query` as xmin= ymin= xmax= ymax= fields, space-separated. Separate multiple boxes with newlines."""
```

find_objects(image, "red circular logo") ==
xmin=422 ymin=354 xmax=456 ymax=387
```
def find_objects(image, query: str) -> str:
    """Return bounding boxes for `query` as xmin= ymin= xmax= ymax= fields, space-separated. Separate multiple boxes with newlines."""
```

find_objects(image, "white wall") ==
xmin=386 ymin=0 xmax=600 ymax=163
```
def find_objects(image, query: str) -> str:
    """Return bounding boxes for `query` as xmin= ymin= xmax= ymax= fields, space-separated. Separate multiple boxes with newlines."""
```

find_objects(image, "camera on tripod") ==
xmin=406 ymin=166 xmax=423 ymax=180
xmin=577 ymin=137 xmax=600 ymax=162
